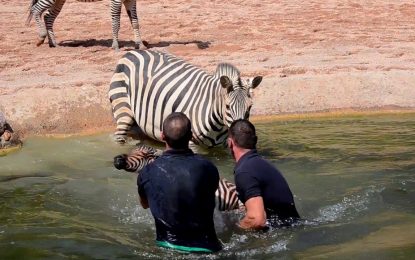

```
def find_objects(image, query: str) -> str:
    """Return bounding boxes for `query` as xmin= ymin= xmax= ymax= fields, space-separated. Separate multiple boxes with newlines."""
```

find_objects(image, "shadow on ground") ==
xmin=59 ymin=39 xmax=211 ymax=50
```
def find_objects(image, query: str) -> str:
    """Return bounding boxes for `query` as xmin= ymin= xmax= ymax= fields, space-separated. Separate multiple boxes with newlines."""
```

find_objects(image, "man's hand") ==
xmin=238 ymin=196 xmax=266 ymax=230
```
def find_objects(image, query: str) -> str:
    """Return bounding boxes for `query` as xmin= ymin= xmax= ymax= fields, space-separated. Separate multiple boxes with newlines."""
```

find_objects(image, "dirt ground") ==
xmin=1 ymin=0 xmax=415 ymax=137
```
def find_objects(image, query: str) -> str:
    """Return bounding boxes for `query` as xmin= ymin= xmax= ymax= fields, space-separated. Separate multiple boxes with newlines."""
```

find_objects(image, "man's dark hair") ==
xmin=162 ymin=112 xmax=192 ymax=149
xmin=229 ymin=119 xmax=257 ymax=149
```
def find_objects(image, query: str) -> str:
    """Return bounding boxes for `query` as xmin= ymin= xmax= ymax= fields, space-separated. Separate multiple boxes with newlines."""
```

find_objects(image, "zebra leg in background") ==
xmin=110 ymin=0 xmax=122 ymax=50
xmin=43 ymin=0 xmax=66 ymax=47
xmin=28 ymin=0 xmax=54 ymax=46
xmin=123 ymin=0 xmax=145 ymax=50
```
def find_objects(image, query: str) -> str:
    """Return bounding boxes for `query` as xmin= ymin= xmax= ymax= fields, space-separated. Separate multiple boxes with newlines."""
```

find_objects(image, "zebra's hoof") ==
xmin=114 ymin=136 xmax=126 ymax=144
xmin=112 ymin=42 xmax=120 ymax=51
xmin=48 ymin=41 xmax=57 ymax=48
xmin=36 ymin=37 xmax=46 ymax=47
xmin=135 ymin=42 xmax=147 ymax=50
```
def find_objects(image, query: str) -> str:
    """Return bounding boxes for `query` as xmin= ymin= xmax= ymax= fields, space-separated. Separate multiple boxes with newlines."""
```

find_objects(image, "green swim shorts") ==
xmin=156 ymin=240 xmax=214 ymax=253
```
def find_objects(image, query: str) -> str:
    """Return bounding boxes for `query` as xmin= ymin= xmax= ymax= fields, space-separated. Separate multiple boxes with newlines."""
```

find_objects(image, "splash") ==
xmin=110 ymin=193 xmax=153 ymax=225
xmin=313 ymin=186 xmax=383 ymax=224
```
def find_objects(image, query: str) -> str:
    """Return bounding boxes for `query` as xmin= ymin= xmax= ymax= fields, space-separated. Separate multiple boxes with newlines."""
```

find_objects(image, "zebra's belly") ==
xmin=130 ymin=96 xmax=226 ymax=147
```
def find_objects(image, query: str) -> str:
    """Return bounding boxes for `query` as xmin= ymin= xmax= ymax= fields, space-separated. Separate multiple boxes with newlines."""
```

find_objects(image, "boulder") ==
xmin=0 ymin=112 xmax=22 ymax=155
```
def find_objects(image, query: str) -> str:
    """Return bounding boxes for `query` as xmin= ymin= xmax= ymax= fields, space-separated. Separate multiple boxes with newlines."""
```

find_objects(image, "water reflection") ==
xmin=0 ymin=114 xmax=414 ymax=259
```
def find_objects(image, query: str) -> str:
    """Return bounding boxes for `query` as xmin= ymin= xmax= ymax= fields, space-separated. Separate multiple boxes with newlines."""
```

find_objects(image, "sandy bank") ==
xmin=1 ymin=0 xmax=415 ymax=137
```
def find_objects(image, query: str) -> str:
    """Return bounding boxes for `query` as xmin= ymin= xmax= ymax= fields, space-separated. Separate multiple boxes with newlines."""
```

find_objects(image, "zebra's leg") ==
xmin=110 ymin=0 xmax=123 ymax=50
xmin=30 ymin=1 xmax=53 ymax=46
xmin=123 ymin=0 xmax=145 ymax=50
xmin=43 ymin=0 xmax=66 ymax=47
xmin=114 ymin=113 xmax=135 ymax=144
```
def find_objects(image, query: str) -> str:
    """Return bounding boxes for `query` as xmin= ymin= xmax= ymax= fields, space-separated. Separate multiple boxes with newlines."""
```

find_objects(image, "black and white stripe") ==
xmin=109 ymin=50 xmax=262 ymax=147
xmin=113 ymin=144 xmax=162 ymax=172
xmin=113 ymin=144 xmax=243 ymax=211
xmin=26 ymin=0 xmax=144 ymax=50
xmin=215 ymin=178 xmax=241 ymax=211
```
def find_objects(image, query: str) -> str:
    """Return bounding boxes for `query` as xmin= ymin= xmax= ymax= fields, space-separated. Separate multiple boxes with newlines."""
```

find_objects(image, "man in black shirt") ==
xmin=227 ymin=119 xmax=300 ymax=229
xmin=137 ymin=112 xmax=222 ymax=252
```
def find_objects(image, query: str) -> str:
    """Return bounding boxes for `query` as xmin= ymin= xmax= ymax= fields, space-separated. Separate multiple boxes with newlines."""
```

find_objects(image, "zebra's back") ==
xmin=110 ymin=50 xmax=221 ymax=144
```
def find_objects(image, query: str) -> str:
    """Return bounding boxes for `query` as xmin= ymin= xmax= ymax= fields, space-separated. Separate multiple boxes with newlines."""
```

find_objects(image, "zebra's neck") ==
xmin=211 ymin=62 xmax=241 ymax=116
xmin=189 ymin=64 xmax=241 ymax=146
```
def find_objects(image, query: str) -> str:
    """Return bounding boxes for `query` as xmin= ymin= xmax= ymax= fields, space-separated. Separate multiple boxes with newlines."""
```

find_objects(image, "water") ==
xmin=0 ymin=114 xmax=414 ymax=259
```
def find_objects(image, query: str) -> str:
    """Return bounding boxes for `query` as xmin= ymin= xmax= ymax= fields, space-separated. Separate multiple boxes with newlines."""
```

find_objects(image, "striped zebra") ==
xmin=113 ymin=144 xmax=243 ymax=211
xmin=109 ymin=50 xmax=262 ymax=147
xmin=26 ymin=0 xmax=145 ymax=50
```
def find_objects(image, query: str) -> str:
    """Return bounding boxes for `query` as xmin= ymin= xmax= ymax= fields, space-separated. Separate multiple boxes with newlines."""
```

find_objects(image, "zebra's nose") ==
xmin=113 ymin=155 xmax=127 ymax=170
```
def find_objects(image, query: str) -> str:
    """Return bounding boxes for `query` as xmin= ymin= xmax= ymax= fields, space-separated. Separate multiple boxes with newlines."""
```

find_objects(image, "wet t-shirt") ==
xmin=234 ymin=150 xmax=300 ymax=222
xmin=138 ymin=149 xmax=222 ymax=252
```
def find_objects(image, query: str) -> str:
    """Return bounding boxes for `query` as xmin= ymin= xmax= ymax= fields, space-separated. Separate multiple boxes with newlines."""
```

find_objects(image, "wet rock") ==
xmin=0 ymin=112 xmax=22 ymax=153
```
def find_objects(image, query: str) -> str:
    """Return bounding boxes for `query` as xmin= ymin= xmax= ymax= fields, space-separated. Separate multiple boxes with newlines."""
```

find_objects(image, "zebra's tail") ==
xmin=25 ymin=0 xmax=39 ymax=26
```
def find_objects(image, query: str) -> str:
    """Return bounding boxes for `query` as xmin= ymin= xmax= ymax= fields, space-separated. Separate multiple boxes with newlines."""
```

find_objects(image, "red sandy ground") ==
xmin=0 ymin=0 xmax=415 ymax=136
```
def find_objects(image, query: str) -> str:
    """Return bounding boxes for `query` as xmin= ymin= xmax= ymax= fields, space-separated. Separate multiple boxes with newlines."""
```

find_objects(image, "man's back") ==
xmin=235 ymin=150 xmax=300 ymax=221
xmin=138 ymin=149 xmax=222 ymax=252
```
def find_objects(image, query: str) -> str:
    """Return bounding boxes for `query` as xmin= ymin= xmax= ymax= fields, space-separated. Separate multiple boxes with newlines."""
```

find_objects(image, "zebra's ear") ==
xmin=251 ymin=76 xmax=262 ymax=89
xmin=220 ymin=76 xmax=234 ymax=93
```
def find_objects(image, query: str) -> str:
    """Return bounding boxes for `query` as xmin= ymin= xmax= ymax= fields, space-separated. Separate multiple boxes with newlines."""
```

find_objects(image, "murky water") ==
xmin=1 ymin=114 xmax=414 ymax=259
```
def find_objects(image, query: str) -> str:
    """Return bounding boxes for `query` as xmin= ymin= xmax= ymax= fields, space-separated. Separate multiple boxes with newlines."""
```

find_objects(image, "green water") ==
xmin=1 ymin=114 xmax=414 ymax=259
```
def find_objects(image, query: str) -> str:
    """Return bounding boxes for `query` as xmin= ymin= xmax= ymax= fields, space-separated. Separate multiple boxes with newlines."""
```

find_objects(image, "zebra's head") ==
xmin=113 ymin=144 xmax=162 ymax=172
xmin=219 ymin=68 xmax=262 ymax=127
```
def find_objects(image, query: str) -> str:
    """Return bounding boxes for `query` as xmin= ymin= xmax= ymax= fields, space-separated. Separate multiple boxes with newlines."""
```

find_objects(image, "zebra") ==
xmin=113 ymin=144 xmax=243 ymax=211
xmin=26 ymin=0 xmax=145 ymax=50
xmin=109 ymin=50 xmax=263 ymax=147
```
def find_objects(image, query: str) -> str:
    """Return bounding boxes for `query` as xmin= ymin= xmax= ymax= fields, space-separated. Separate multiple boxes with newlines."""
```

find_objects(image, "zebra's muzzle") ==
xmin=113 ymin=154 xmax=128 ymax=170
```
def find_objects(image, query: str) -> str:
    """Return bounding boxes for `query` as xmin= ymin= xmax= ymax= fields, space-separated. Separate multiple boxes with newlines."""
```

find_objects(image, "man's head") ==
xmin=162 ymin=112 xmax=192 ymax=149
xmin=228 ymin=119 xmax=257 ymax=150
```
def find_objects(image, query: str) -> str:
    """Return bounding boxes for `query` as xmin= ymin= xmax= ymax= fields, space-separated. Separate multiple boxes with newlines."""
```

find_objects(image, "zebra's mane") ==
xmin=215 ymin=63 xmax=240 ymax=83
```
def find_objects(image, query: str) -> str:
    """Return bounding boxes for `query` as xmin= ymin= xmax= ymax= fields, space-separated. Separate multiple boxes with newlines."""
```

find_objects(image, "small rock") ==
xmin=0 ymin=112 xmax=22 ymax=151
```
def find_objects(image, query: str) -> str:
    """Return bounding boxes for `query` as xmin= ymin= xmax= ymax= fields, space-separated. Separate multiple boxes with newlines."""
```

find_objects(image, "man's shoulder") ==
xmin=236 ymin=152 xmax=263 ymax=171
xmin=235 ymin=153 xmax=278 ymax=178
xmin=183 ymin=154 xmax=218 ymax=178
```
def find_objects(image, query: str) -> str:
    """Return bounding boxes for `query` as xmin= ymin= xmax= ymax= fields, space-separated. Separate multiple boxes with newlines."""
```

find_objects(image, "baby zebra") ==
xmin=113 ymin=144 xmax=243 ymax=211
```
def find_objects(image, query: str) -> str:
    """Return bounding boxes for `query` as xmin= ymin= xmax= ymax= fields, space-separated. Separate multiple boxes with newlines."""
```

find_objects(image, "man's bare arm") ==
xmin=239 ymin=196 xmax=266 ymax=230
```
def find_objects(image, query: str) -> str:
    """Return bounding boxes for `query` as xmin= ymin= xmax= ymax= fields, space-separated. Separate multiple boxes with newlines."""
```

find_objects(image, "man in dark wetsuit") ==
xmin=227 ymin=119 xmax=300 ymax=229
xmin=137 ymin=112 xmax=222 ymax=253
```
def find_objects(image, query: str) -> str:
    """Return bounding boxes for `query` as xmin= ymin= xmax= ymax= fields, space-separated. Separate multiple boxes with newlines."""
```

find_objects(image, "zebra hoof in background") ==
xmin=112 ymin=41 xmax=120 ymax=51
xmin=135 ymin=40 xmax=148 ymax=50
xmin=36 ymin=37 xmax=46 ymax=47
xmin=48 ymin=41 xmax=57 ymax=48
